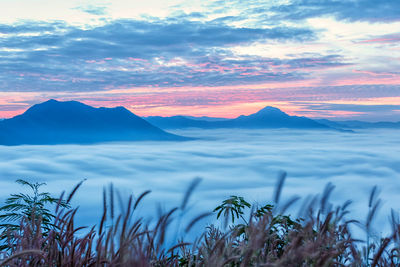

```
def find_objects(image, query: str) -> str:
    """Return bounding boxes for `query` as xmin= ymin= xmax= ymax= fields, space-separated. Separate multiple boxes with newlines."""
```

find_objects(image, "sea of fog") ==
xmin=0 ymin=128 xmax=400 ymax=240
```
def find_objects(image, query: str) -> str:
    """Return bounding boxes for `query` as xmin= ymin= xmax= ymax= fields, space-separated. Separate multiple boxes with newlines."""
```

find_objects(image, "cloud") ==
xmin=73 ymin=5 xmax=108 ymax=16
xmin=0 ymin=1 xmax=398 ymax=120
xmin=299 ymin=103 xmax=400 ymax=113
xmin=196 ymin=0 xmax=400 ymax=28
xmin=76 ymin=84 xmax=400 ymax=109
xmin=270 ymin=0 xmax=400 ymax=22
xmin=292 ymin=102 xmax=400 ymax=121
xmin=0 ymin=21 xmax=67 ymax=34
xmin=0 ymin=129 xmax=399 ymax=236
xmin=0 ymin=19 xmax=314 ymax=52
xmin=0 ymin=19 xmax=319 ymax=91
xmin=357 ymin=33 xmax=400 ymax=44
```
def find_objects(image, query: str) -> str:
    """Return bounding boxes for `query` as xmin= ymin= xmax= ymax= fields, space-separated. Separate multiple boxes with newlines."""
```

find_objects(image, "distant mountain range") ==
xmin=146 ymin=106 xmax=330 ymax=130
xmin=1 ymin=99 xmax=398 ymax=146
xmin=316 ymin=119 xmax=400 ymax=129
xmin=147 ymin=108 xmax=400 ymax=131
xmin=0 ymin=99 xmax=185 ymax=145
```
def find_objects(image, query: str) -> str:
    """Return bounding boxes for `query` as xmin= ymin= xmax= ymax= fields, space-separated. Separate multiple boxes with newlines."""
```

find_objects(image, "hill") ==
xmin=0 ymin=99 xmax=186 ymax=145
xmin=316 ymin=119 xmax=400 ymax=129
xmin=146 ymin=106 xmax=330 ymax=130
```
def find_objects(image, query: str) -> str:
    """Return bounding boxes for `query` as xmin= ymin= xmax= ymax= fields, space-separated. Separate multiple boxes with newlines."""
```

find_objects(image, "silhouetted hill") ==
xmin=0 ymin=99 xmax=186 ymax=145
xmin=183 ymin=116 xmax=228 ymax=122
xmin=145 ymin=115 xmax=215 ymax=129
xmin=146 ymin=106 xmax=331 ymax=130
xmin=227 ymin=106 xmax=328 ymax=129
xmin=316 ymin=119 xmax=400 ymax=129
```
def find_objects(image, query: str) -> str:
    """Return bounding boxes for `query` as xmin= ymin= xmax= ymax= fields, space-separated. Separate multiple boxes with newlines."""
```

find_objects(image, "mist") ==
xmin=0 ymin=128 xmax=399 ymax=238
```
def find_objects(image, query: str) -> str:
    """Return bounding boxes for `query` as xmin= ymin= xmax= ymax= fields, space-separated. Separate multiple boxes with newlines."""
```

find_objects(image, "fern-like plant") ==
xmin=0 ymin=179 xmax=69 ymax=249
xmin=214 ymin=195 xmax=251 ymax=225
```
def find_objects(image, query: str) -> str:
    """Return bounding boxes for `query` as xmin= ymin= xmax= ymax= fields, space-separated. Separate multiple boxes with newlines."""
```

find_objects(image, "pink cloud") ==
xmin=127 ymin=57 xmax=148 ymax=62
xmin=332 ymin=75 xmax=400 ymax=86
xmin=357 ymin=34 xmax=400 ymax=44
xmin=352 ymin=69 xmax=398 ymax=77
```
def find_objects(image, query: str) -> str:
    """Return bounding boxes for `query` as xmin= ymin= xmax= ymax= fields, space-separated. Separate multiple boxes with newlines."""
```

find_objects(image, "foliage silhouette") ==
xmin=0 ymin=180 xmax=70 ymax=250
xmin=0 ymin=174 xmax=399 ymax=266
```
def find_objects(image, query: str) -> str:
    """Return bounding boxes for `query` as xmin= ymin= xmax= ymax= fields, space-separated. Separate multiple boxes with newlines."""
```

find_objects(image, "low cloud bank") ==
xmin=0 ymin=129 xmax=399 ymax=237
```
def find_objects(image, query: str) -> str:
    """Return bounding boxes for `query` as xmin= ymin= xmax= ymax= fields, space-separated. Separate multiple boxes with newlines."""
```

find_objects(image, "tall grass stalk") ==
xmin=0 ymin=174 xmax=399 ymax=266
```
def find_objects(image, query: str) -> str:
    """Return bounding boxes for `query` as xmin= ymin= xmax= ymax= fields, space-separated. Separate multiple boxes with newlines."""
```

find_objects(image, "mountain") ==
xmin=183 ymin=116 xmax=229 ymax=122
xmin=145 ymin=115 xmax=215 ymax=129
xmin=0 ymin=99 xmax=186 ymax=145
xmin=225 ymin=106 xmax=328 ymax=129
xmin=146 ymin=106 xmax=331 ymax=130
xmin=316 ymin=119 xmax=400 ymax=129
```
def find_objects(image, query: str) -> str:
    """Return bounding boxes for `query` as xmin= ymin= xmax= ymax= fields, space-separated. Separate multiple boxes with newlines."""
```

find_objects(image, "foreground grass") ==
xmin=0 ymin=173 xmax=399 ymax=266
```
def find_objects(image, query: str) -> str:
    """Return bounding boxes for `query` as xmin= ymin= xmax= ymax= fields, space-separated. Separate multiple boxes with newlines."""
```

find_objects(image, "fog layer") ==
xmin=0 ymin=129 xmax=399 ymax=236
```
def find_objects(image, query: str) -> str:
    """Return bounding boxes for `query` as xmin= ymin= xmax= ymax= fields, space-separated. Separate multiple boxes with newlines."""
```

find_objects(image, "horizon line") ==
xmin=0 ymin=98 xmax=399 ymax=123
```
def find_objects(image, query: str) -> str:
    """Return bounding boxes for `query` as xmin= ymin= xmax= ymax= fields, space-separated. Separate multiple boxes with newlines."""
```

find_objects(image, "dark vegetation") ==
xmin=0 ymin=173 xmax=399 ymax=266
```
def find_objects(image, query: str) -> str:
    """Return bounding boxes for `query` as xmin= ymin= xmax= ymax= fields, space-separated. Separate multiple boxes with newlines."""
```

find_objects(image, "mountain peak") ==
xmin=30 ymin=99 xmax=84 ymax=107
xmin=24 ymin=99 xmax=92 ymax=116
xmin=227 ymin=105 xmax=329 ymax=129
xmin=253 ymin=106 xmax=288 ymax=117
xmin=44 ymin=99 xmax=58 ymax=103
xmin=0 ymin=99 xmax=185 ymax=145
xmin=39 ymin=99 xmax=79 ymax=106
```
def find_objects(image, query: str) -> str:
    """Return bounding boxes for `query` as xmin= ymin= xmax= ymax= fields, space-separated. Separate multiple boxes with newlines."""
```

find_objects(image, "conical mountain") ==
xmin=229 ymin=106 xmax=327 ymax=128
xmin=146 ymin=106 xmax=330 ymax=129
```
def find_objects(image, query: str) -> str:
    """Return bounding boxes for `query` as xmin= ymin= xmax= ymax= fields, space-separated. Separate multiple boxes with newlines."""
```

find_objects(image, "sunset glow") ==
xmin=0 ymin=0 xmax=399 ymax=121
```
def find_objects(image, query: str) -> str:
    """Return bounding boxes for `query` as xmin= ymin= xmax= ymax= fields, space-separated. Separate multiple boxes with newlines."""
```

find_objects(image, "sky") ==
xmin=0 ymin=0 xmax=400 ymax=121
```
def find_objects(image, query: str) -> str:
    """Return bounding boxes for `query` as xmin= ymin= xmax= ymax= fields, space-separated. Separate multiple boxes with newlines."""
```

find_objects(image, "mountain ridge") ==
xmin=146 ymin=106 xmax=331 ymax=130
xmin=0 ymin=99 xmax=186 ymax=145
xmin=316 ymin=119 xmax=400 ymax=129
